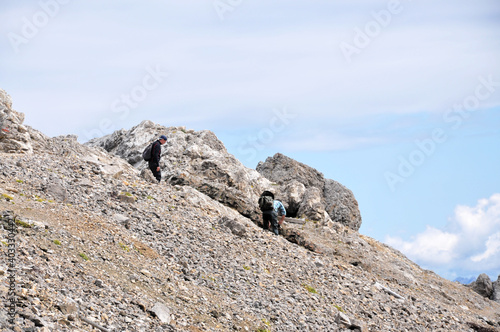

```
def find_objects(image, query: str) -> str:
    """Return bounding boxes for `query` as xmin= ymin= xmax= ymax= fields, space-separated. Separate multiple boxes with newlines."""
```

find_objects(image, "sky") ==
xmin=1 ymin=0 xmax=499 ymax=281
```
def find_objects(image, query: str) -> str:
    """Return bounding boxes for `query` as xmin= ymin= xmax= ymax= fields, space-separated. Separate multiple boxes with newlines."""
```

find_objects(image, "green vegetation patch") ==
xmin=15 ymin=218 xmax=31 ymax=228
xmin=333 ymin=304 xmax=345 ymax=312
xmin=2 ymin=193 xmax=14 ymax=201
xmin=53 ymin=240 xmax=61 ymax=245
xmin=302 ymin=284 xmax=318 ymax=294
xmin=119 ymin=242 xmax=130 ymax=252
xmin=79 ymin=253 xmax=89 ymax=261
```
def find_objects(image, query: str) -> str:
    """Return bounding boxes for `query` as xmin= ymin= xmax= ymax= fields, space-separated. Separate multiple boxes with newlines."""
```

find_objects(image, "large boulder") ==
xmin=472 ymin=274 xmax=500 ymax=303
xmin=470 ymin=273 xmax=494 ymax=299
xmin=257 ymin=153 xmax=362 ymax=231
xmin=492 ymin=275 xmax=500 ymax=302
xmin=324 ymin=179 xmax=362 ymax=231
xmin=257 ymin=152 xmax=325 ymax=188
xmin=0 ymin=89 xmax=33 ymax=153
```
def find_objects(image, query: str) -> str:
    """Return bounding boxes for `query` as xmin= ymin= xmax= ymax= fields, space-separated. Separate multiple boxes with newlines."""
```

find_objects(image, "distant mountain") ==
xmin=454 ymin=276 xmax=476 ymax=285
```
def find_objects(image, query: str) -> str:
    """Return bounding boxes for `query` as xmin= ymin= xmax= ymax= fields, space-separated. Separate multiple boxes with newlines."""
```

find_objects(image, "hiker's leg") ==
xmin=262 ymin=213 xmax=270 ymax=230
xmin=149 ymin=163 xmax=161 ymax=182
xmin=271 ymin=211 xmax=279 ymax=235
xmin=155 ymin=169 xmax=162 ymax=182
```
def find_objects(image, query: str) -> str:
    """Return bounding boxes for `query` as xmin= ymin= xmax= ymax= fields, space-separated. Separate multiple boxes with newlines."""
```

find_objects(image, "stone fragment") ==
xmin=57 ymin=302 xmax=78 ymax=315
xmin=220 ymin=217 xmax=246 ymax=237
xmin=335 ymin=311 xmax=351 ymax=327
xmin=149 ymin=303 xmax=171 ymax=324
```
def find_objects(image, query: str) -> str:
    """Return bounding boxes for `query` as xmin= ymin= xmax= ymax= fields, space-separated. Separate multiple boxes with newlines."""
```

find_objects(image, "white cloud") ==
xmin=386 ymin=227 xmax=459 ymax=265
xmin=472 ymin=232 xmax=500 ymax=263
xmin=386 ymin=193 xmax=500 ymax=279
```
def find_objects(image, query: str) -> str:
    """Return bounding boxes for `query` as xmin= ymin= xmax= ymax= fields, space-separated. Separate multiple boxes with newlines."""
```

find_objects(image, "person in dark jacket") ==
xmin=149 ymin=135 xmax=167 ymax=183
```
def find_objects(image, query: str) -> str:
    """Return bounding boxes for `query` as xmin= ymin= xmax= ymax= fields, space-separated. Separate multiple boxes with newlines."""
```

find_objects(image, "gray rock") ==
xmin=491 ymin=275 xmax=500 ymax=302
xmin=0 ymin=89 xmax=33 ymax=154
xmin=471 ymin=273 xmax=493 ymax=298
xmin=296 ymin=187 xmax=330 ymax=222
xmin=220 ymin=217 xmax=247 ymax=237
xmin=257 ymin=153 xmax=362 ymax=230
xmin=45 ymin=182 xmax=69 ymax=202
xmin=149 ymin=303 xmax=171 ymax=324
xmin=140 ymin=168 xmax=158 ymax=183
xmin=335 ymin=311 xmax=351 ymax=327
xmin=113 ymin=214 xmax=130 ymax=223
xmin=324 ymin=179 xmax=362 ymax=231
xmin=57 ymin=302 xmax=78 ymax=315
xmin=257 ymin=152 xmax=325 ymax=188
xmin=282 ymin=180 xmax=306 ymax=216
xmin=118 ymin=194 xmax=136 ymax=203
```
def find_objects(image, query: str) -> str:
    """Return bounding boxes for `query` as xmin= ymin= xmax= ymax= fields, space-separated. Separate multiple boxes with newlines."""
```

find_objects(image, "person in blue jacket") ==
xmin=259 ymin=190 xmax=286 ymax=235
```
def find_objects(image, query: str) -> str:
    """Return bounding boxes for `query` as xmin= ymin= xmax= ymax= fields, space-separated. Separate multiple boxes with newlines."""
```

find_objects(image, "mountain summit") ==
xmin=1 ymin=89 xmax=499 ymax=331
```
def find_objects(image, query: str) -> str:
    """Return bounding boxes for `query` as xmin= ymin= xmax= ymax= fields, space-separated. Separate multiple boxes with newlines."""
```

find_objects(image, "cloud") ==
xmin=386 ymin=193 xmax=500 ymax=279
xmin=386 ymin=227 xmax=459 ymax=265
xmin=1 ymin=1 xmax=499 ymax=146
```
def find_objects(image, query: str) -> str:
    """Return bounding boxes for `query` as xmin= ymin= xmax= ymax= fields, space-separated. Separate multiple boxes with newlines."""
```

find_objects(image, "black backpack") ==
xmin=142 ymin=142 xmax=154 ymax=161
xmin=258 ymin=191 xmax=274 ymax=211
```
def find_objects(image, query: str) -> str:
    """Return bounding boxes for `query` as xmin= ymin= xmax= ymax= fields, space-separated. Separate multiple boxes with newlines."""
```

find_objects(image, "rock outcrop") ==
xmin=87 ymin=122 xmax=363 ymax=232
xmin=470 ymin=273 xmax=500 ymax=304
xmin=0 ymin=89 xmax=33 ymax=154
xmin=257 ymin=153 xmax=362 ymax=231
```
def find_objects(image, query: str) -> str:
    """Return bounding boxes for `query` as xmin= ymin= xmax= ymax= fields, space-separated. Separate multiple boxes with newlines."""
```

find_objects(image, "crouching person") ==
xmin=258 ymin=190 xmax=286 ymax=235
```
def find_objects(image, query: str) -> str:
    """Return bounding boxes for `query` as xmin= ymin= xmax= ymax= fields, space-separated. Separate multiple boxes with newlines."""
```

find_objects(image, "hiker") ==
xmin=148 ymin=135 xmax=167 ymax=183
xmin=258 ymin=190 xmax=286 ymax=235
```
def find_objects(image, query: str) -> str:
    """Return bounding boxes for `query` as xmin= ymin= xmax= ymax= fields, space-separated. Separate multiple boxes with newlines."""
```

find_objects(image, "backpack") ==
xmin=142 ymin=142 xmax=154 ymax=161
xmin=258 ymin=195 xmax=274 ymax=212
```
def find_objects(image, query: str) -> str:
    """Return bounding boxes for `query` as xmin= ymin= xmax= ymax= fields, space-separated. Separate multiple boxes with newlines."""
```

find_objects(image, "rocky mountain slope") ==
xmin=85 ymin=120 xmax=362 ymax=232
xmin=1 ymin=89 xmax=500 ymax=331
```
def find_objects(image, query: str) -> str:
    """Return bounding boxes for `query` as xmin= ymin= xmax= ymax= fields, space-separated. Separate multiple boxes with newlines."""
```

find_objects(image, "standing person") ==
xmin=148 ymin=135 xmax=167 ymax=183
xmin=258 ymin=190 xmax=286 ymax=235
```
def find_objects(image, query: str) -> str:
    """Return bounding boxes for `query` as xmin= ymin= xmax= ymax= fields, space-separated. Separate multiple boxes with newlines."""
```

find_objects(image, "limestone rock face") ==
xmin=257 ymin=152 xmax=325 ymax=188
xmin=0 ymin=89 xmax=33 ymax=153
xmin=324 ymin=179 xmax=362 ymax=231
xmin=492 ymin=275 xmax=500 ymax=302
xmin=470 ymin=273 xmax=500 ymax=303
xmin=257 ymin=153 xmax=362 ymax=231
xmin=471 ymin=273 xmax=493 ymax=298
xmin=296 ymin=187 xmax=330 ymax=222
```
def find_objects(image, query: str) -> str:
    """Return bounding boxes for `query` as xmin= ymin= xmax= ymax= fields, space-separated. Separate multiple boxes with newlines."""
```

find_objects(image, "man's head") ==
xmin=159 ymin=135 xmax=167 ymax=144
xmin=262 ymin=190 xmax=274 ymax=199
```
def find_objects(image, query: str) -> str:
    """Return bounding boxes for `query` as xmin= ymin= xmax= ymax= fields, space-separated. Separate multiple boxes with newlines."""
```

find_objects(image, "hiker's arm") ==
xmin=278 ymin=203 xmax=286 ymax=225
xmin=278 ymin=214 xmax=285 ymax=225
